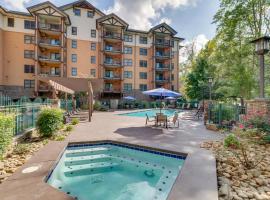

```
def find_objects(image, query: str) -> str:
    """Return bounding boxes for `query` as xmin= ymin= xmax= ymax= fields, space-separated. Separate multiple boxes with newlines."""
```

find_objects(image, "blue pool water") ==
xmin=119 ymin=109 xmax=178 ymax=118
xmin=47 ymin=142 xmax=185 ymax=200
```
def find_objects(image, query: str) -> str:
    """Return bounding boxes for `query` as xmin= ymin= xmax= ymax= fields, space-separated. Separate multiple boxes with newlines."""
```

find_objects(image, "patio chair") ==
xmin=194 ymin=106 xmax=204 ymax=120
xmin=156 ymin=113 xmax=168 ymax=128
xmin=181 ymin=103 xmax=185 ymax=109
xmin=167 ymin=112 xmax=179 ymax=128
xmin=145 ymin=114 xmax=156 ymax=126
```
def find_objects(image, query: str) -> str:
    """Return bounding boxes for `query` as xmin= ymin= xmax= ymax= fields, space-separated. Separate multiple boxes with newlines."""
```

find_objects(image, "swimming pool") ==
xmin=47 ymin=142 xmax=185 ymax=200
xmin=119 ymin=109 xmax=178 ymax=118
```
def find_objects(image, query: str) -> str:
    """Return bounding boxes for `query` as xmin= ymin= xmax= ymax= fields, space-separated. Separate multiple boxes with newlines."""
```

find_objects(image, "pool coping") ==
xmin=117 ymin=108 xmax=179 ymax=116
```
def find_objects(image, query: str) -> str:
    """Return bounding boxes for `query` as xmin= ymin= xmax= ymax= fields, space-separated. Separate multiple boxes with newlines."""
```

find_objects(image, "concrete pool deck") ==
xmin=0 ymin=110 xmax=223 ymax=200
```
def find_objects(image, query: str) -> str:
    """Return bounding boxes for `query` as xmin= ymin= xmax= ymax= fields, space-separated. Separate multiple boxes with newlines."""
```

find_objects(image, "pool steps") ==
xmin=65 ymin=147 xmax=110 ymax=157
xmin=64 ymin=154 xmax=111 ymax=166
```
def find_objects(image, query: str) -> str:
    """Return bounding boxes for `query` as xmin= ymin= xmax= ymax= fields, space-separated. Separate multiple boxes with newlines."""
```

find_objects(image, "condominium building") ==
xmin=0 ymin=0 xmax=183 ymax=100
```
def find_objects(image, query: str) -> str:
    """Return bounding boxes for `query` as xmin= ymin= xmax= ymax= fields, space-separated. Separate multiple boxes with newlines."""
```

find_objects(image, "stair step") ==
xmin=64 ymin=162 xmax=119 ymax=177
xmin=66 ymin=147 xmax=110 ymax=157
xmin=65 ymin=154 xmax=111 ymax=166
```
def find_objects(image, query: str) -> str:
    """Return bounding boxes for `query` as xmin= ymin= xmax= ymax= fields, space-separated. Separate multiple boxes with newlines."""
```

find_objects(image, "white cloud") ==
xmin=2 ymin=0 xmax=31 ymax=11
xmin=180 ymin=34 xmax=209 ymax=63
xmin=105 ymin=0 xmax=198 ymax=30
xmin=159 ymin=17 xmax=172 ymax=25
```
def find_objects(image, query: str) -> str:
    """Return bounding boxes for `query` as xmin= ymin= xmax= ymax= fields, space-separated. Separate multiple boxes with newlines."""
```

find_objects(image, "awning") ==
xmin=48 ymin=80 xmax=74 ymax=94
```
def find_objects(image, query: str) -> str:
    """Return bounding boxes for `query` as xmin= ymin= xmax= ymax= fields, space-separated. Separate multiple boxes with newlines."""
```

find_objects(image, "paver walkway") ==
xmin=0 ymin=110 xmax=223 ymax=200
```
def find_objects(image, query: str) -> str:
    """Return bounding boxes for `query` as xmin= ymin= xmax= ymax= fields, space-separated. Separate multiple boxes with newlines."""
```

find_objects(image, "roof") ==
xmin=150 ymin=22 xmax=177 ymax=35
xmin=97 ymin=13 xmax=129 ymax=28
xmin=59 ymin=0 xmax=105 ymax=16
xmin=0 ymin=5 xmax=32 ymax=17
xmin=250 ymin=36 xmax=270 ymax=43
xmin=27 ymin=1 xmax=71 ymax=25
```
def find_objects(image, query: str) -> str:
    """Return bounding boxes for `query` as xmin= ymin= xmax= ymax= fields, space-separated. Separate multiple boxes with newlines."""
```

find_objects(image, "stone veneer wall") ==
xmin=246 ymin=99 xmax=270 ymax=118
xmin=0 ymin=85 xmax=35 ymax=99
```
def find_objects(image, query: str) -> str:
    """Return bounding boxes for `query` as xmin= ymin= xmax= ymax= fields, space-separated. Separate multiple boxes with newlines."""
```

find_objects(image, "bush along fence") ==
xmin=207 ymin=102 xmax=246 ymax=129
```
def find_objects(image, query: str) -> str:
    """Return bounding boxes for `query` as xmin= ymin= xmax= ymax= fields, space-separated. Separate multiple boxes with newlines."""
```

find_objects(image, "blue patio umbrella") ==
xmin=143 ymin=88 xmax=181 ymax=112
xmin=165 ymin=96 xmax=176 ymax=100
xmin=123 ymin=96 xmax=136 ymax=101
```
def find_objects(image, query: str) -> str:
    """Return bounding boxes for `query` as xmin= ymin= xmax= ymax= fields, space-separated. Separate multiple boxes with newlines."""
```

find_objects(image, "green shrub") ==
xmin=93 ymin=101 xmax=102 ymax=111
xmin=0 ymin=113 xmax=14 ymax=157
xmin=13 ymin=143 xmax=31 ymax=155
xmin=263 ymin=134 xmax=270 ymax=143
xmin=224 ymin=134 xmax=240 ymax=149
xmin=37 ymin=108 xmax=64 ymax=137
xmin=64 ymin=125 xmax=73 ymax=132
xmin=53 ymin=134 xmax=66 ymax=141
xmin=71 ymin=118 xmax=79 ymax=125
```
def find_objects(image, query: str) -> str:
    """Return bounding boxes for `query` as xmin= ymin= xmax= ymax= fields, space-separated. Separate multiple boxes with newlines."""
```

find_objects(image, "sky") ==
xmin=1 ymin=0 xmax=220 ymax=55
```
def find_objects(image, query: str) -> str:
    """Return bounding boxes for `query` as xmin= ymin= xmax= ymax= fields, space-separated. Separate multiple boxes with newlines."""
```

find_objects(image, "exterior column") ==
xmin=259 ymin=54 xmax=265 ymax=98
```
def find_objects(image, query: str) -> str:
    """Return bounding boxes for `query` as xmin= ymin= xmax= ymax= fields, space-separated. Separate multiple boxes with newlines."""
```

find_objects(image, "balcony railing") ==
xmin=39 ymin=39 xmax=61 ymax=46
xmin=104 ymin=60 xmax=122 ymax=67
xmin=104 ymin=74 xmax=122 ymax=80
xmin=156 ymin=64 xmax=170 ymax=70
xmin=39 ymin=23 xmax=61 ymax=32
xmin=103 ymin=32 xmax=122 ymax=40
xmin=155 ymin=52 xmax=171 ymax=58
xmin=155 ymin=39 xmax=171 ymax=47
xmin=156 ymin=78 xmax=169 ymax=83
xmin=39 ymin=55 xmax=61 ymax=62
xmin=38 ymin=85 xmax=53 ymax=91
xmin=104 ymin=46 xmax=122 ymax=53
xmin=103 ymin=88 xmax=122 ymax=93
xmin=39 ymin=72 xmax=61 ymax=77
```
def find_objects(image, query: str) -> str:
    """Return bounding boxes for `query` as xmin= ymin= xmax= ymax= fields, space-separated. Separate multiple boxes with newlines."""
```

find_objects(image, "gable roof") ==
xmin=27 ymin=1 xmax=71 ymax=25
xmin=97 ymin=13 xmax=128 ymax=28
xmin=150 ymin=23 xmax=177 ymax=35
xmin=59 ymin=0 xmax=105 ymax=16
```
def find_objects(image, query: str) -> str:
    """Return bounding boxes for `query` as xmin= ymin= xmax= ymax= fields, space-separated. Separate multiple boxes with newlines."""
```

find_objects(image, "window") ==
xmin=90 ymin=69 xmax=96 ymax=77
xmin=139 ymin=60 xmax=147 ymax=67
xmin=73 ymin=8 xmax=81 ymax=16
xmin=124 ymin=71 xmax=132 ymax=79
xmin=124 ymin=83 xmax=132 ymax=91
xmin=172 ymin=40 xmax=175 ymax=48
xmin=140 ymin=48 xmax=147 ymax=56
xmin=71 ymin=54 xmax=77 ymax=62
xmin=171 ymin=74 xmax=174 ymax=81
xmin=24 ymin=20 xmax=35 ymax=30
xmin=123 ymin=59 xmax=132 ymax=66
xmin=171 ymin=63 xmax=174 ymax=70
xmin=24 ymin=50 xmax=34 ymax=59
xmin=139 ymin=72 xmax=147 ymax=79
xmin=7 ymin=18 xmax=14 ymax=27
xmin=139 ymin=36 xmax=147 ymax=44
xmin=91 ymin=43 xmax=96 ymax=50
xmin=139 ymin=84 xmax=147 ymax=91
xmin=91 ymin=29 xmax=96 ymax=38
xmin=124 ymin=46 xmax=132 ymax=54
xmin=24 ymin=35 xmax=35 ymax=44
xmin=24 ymin=80 xmax=35 ymax=88
xmin=124 ymin=34 xmax=132 ymax=42
xmin=171 ymin=85 xmax=174 ymax=91
xmin=72 ymin=27 xmax=77 ymax=35
xmin=71 ymin=67 xmax=77 ymax=76
xmin=71 ymin=40 xmax=77 ymax=48
xmin=91 ymin=56 xmax=96 ymax=64
xmin=24 ymin=65 xmax=35 ymax=73
xmin=87 ymin=10 xmax=94 ymax=18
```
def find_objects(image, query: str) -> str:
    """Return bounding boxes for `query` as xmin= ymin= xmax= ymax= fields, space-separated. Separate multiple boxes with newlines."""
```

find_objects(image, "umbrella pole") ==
xmin=160 ymin=94 xmax=162 ymax=113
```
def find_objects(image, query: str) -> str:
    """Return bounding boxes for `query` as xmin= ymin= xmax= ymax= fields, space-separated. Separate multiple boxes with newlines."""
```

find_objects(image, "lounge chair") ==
xmin=181 ymin=103 xmax=185 ymax=109
xmin=167 ymin=112 xmax=179 ymax=128
xmin=145 ymin=114 xmax=156 ymax=126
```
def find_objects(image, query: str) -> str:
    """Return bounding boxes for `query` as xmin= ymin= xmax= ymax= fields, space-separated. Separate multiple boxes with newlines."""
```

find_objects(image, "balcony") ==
xmin=38 ymin=23 xmax=61 ymax=35
xmin=155 ymin=39 xmax=171 ymax=47
xmin=103 ymin=32 xmax=122 ymax=41
xmin=103 ymin=88 xmax=122 ymax=93
xmin=104 ymin=46 xmax=122 ymax=54
xmin=39 ymin=39 xmax=61 ymax=50
xmin=38 ymin=54 xmax=61 ymax=64
xmin=156 ymin=64 xmax=170 ymax=71
xmin=104 ymin=74 xmax=122 ymax=81
xmin=155 ymin=52 xmax=171 ymax=60
xmin=155 ymin=78 xmax=169 ymax=83
xmin=103 ymin=60 xmax=123 ymax=68
xmin=39 ymin=72 xmax=61 ymax=77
